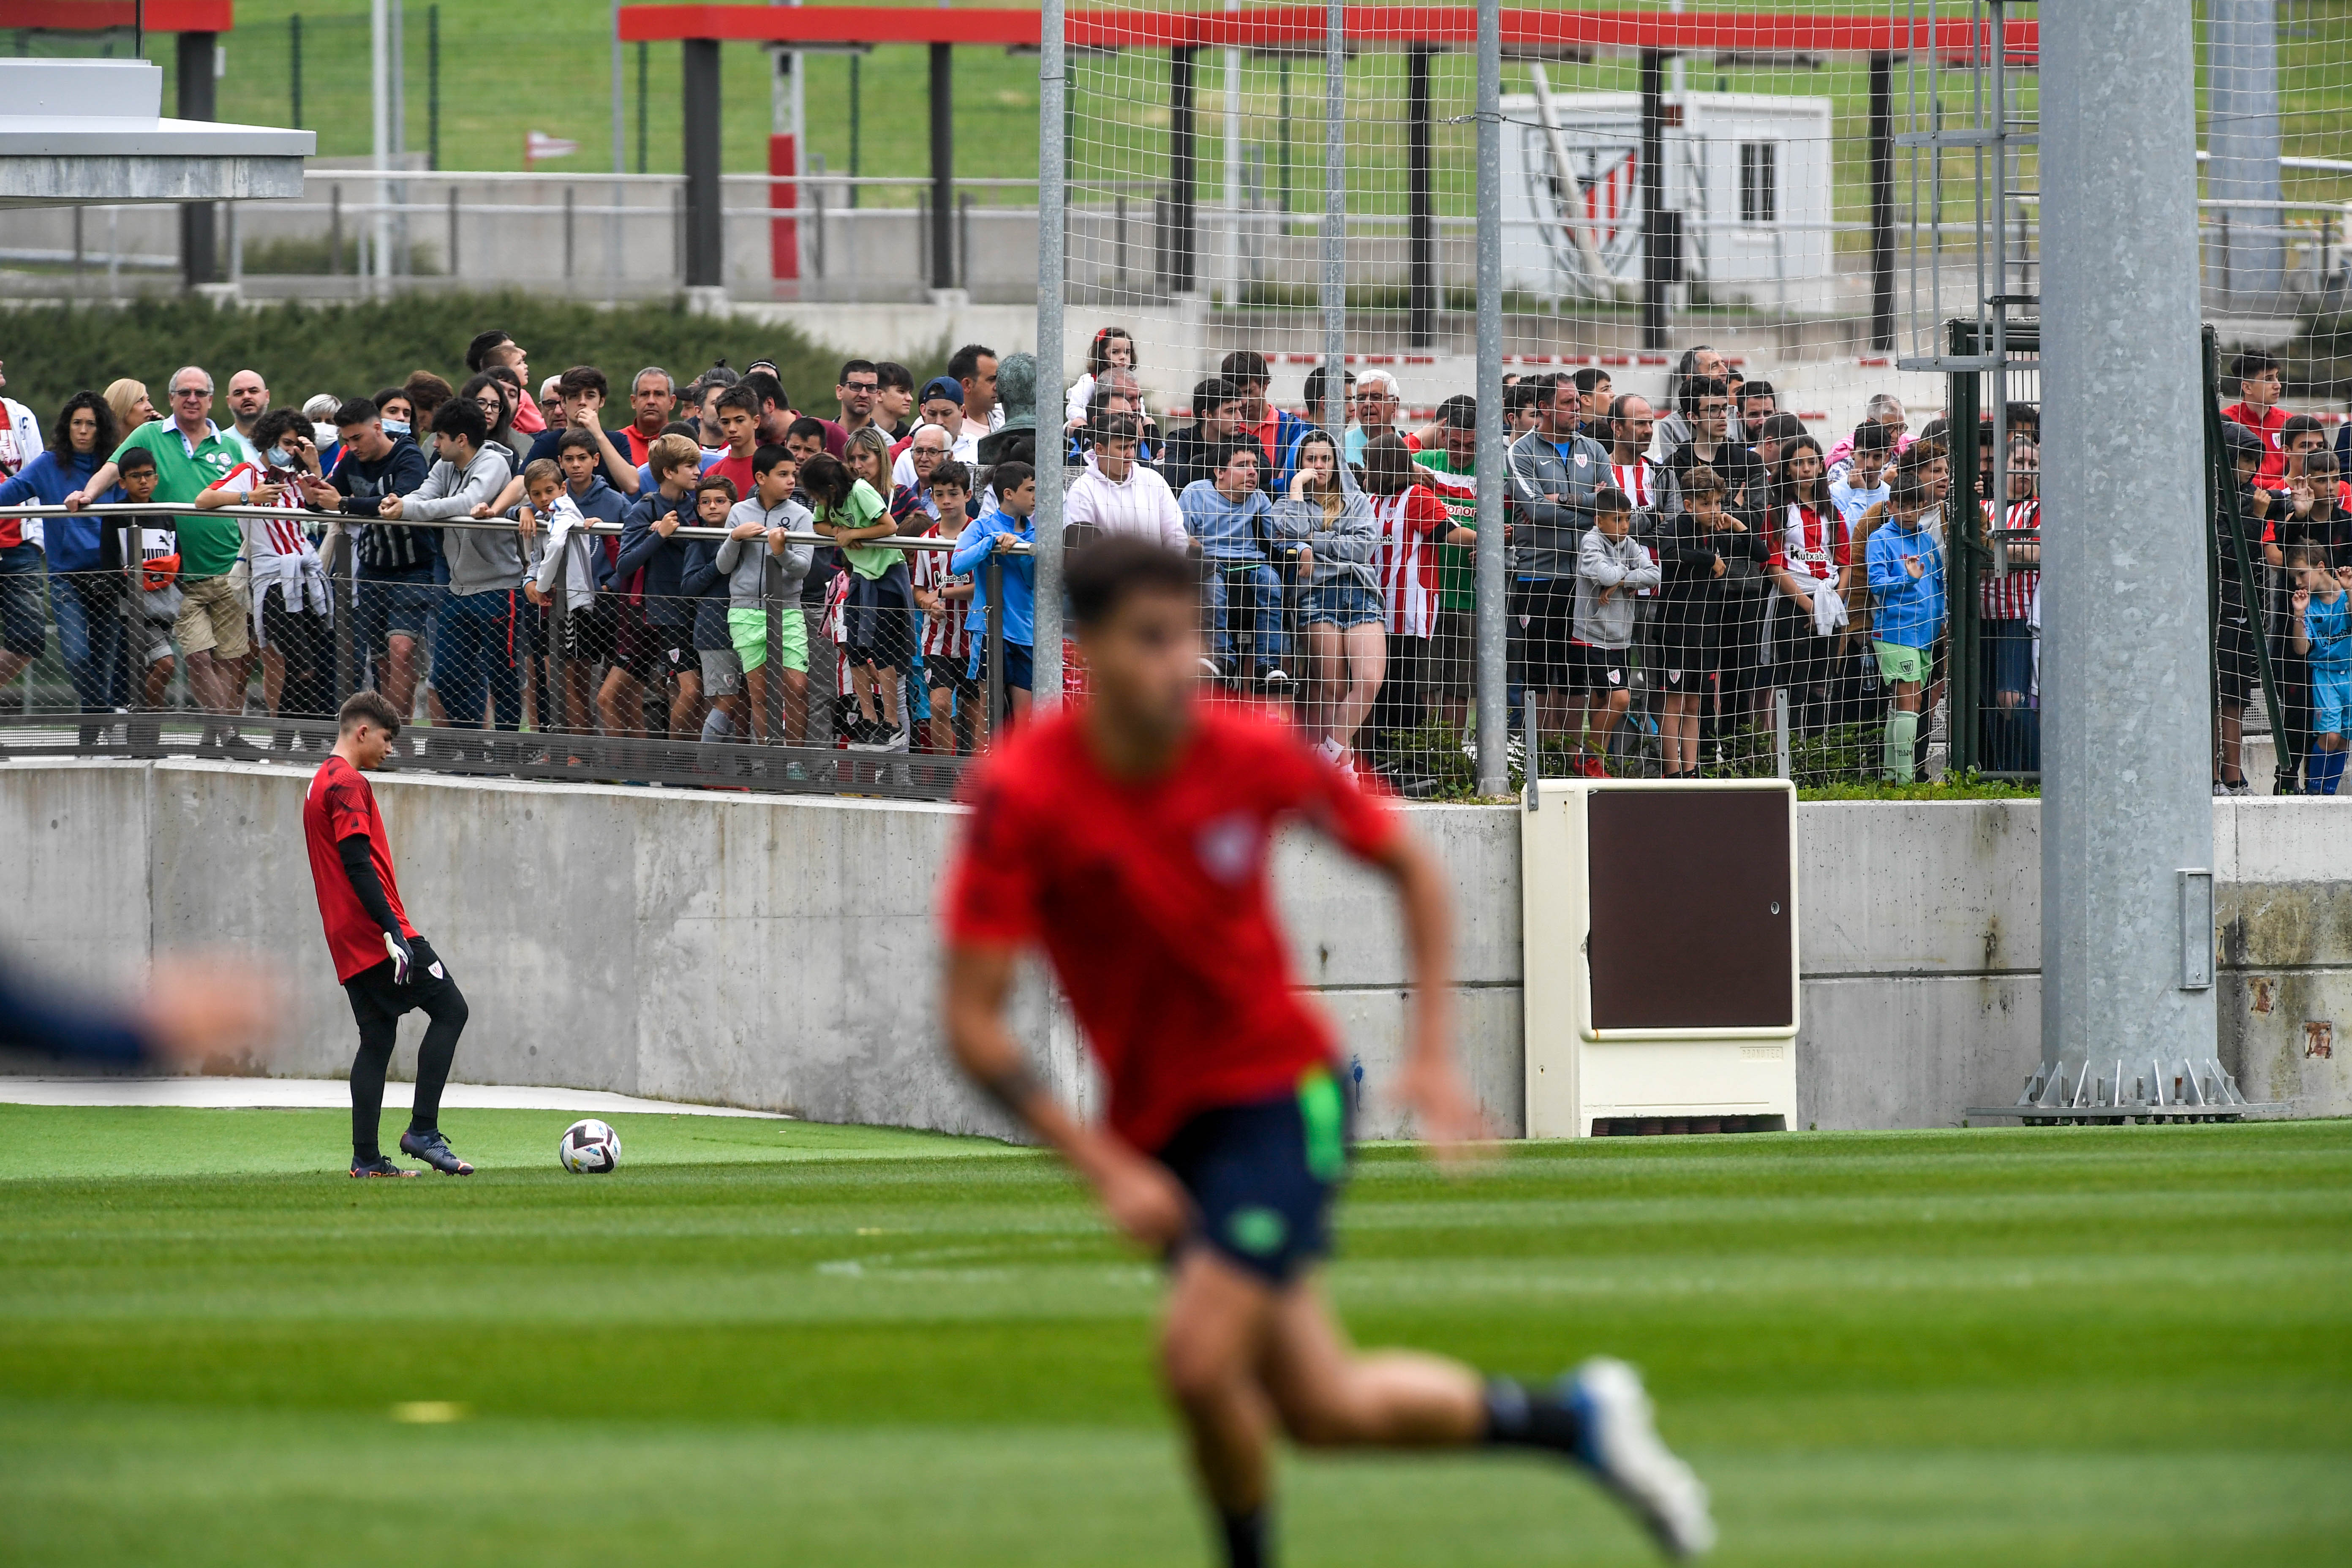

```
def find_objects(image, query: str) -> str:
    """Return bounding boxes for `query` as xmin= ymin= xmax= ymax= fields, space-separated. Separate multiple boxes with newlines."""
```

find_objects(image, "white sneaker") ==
xmin=1568 ymin=1358 xmax=1715 ymax=1558
xmin=1316 ymin=735 xmax=1347 ymax=766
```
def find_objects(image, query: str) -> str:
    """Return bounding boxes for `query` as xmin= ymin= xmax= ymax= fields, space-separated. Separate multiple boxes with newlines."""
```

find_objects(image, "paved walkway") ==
xmin=0 ymin=1075 xmax=790 ymax=1119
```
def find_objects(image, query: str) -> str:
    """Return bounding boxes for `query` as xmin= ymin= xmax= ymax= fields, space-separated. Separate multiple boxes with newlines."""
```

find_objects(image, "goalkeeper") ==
xmin=302 ymin=690 xmax=474 ymax=1178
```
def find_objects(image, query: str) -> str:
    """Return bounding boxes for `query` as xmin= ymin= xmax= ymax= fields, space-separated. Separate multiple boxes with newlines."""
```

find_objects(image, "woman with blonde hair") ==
xmin=103 ymin=378 xmax=157 ymax=435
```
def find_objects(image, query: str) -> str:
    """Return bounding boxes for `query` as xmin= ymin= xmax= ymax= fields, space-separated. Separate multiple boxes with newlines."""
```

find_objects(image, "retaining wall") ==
xmin=3 ymin=760 xmax=2345 ymax=1133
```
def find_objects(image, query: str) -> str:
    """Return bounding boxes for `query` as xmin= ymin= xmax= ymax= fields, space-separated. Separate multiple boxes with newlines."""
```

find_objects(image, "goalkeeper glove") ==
xmin=384 ymin=932 xmax=414 ymax=986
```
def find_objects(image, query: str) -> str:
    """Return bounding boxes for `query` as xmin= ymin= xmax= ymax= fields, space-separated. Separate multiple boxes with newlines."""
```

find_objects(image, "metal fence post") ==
xmin=1320 ymin=0 xmax=1346 ymax=441
xmin=334 ymin=529 xmax=356 ymax=709
xmin=547 ymin=542 xmax=569 ymax=744
xmin=985 ymin=553 xmax=1006 ymax=738
xmin=1032 ymin=0 xmax=1067 ymax=710
xmin=1472 ymin=0 xmax=1506 ymax=796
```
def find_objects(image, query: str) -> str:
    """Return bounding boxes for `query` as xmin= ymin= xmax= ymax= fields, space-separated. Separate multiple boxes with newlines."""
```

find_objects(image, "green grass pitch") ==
xmin=2 ymin=1104 xmax=2347 ymax=1566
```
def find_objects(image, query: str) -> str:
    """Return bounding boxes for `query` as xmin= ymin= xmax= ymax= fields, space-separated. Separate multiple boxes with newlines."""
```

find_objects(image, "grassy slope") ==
xmin=110 ymin=3 xmax=2350 ymax=237
xmin=2 ymin=1105 xmax=2347 ymax=1565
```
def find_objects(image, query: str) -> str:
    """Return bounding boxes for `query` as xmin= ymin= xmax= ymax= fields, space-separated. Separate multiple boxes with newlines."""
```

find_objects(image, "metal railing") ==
xmin=0 ymin=502 xmax=1025 ymax=803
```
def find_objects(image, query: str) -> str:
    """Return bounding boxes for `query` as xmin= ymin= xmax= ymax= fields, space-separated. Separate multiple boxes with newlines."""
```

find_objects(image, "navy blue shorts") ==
xmin=1156 ymin=1067 xmax=1351 ymax=1286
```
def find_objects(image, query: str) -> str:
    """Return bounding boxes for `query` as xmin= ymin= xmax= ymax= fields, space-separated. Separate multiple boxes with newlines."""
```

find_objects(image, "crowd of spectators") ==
xmin=0 ymin=328 xmax=2340 ymax=792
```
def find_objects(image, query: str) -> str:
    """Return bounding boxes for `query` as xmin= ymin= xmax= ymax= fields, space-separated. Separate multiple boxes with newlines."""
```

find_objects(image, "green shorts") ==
xmin=729 ymin=605 xmax=809 ymax=675
xmin=1873 ymin=640 xmax=1929 ymax=685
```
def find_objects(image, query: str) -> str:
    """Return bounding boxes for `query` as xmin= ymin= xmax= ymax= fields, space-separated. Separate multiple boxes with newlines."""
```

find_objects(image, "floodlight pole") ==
xmin=2038 ymin=3 xmax=2214 ymax=1084
xmin=1473 ymin=0 xmax=1505 ymax=795
xmin=1031 ymin=0 xmax=1067 ymax=708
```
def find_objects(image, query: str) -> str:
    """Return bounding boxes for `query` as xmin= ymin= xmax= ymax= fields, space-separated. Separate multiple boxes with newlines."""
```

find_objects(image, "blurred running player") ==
xmin=303 ymin=690 xmax=474 ymax=1178
xmin=940 ymin=538 xmax=1713 ymax=1565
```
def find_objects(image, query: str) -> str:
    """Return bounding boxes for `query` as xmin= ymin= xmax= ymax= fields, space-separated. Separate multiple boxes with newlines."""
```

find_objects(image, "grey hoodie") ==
xmin=713 ymin=495 xmax=817 ymax=609
xmin=1272 ymin=489 xmax=1380 ymax=592
xmin=1573 ymin=526 xmax=1662 ymax=650
xmin=400 ymin=444 xmax=519 ymax=596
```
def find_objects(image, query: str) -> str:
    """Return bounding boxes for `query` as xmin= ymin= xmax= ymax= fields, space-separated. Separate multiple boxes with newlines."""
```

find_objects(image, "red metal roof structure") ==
xmin=0 ymin=0 xmax=233 ymax=30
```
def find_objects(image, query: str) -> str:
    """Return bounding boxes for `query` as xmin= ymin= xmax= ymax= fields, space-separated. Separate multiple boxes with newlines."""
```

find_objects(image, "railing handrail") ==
xmin=5 ymin=500 xmax=1032 ymax=553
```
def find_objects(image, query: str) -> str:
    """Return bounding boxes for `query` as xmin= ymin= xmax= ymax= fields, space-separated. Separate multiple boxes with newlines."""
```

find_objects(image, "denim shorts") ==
xmin=1304 ymin=580 xmax=1382 ymax=629
xmin=0 ymin=543 xmax=48 ymax=657
xmin=356 ymin=570 xmax=441 ymax=650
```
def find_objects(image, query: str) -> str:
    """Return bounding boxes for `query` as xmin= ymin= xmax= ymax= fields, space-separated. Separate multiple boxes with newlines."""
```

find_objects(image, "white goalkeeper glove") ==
xmin=384 ymin=932 xmax=414 ymax=986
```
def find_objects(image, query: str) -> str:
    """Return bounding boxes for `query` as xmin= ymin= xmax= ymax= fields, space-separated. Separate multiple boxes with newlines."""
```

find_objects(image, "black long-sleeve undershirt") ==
xmin=337 ymin=834 xmax=404 ymax=940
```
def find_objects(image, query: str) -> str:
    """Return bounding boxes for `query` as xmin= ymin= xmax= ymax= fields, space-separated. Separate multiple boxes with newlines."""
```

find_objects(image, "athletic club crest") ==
xmin=1195 ymin=811 xmax=1262 ymax=886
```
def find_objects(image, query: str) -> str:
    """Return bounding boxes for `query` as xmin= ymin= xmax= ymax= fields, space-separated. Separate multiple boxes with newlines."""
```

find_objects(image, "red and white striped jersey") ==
xmin=1981 ymin=498 xmax=2040 ymax=621
xmin=912 ymin=525 xmax=972 ymax=661
xmin=213 ymin=461 xmax=317 ymax=562
xmin=1609 ymin=459 xmax=1658 ymax=512
xmin=1373 ymin=485 xmax=1451 ymax=637
xmin=1770 ymin=502 xmax=1848 ymax=586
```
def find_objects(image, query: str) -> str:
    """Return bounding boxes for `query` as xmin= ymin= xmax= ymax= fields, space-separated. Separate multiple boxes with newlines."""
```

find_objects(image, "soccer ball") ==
xmin=558 ymin=1119 xmax=621 ymax=1174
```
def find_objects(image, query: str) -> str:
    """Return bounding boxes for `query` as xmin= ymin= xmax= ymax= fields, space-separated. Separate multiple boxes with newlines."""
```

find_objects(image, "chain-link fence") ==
xmin=0 ymin=509 xmax=1025 ymax=801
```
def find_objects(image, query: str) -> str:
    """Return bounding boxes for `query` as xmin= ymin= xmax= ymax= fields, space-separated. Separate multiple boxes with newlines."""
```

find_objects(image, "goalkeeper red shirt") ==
xmin=945 ymin=704 xmax=1399 ymax=1154
xmin=304 ymin=756 xmax=416 ymax=982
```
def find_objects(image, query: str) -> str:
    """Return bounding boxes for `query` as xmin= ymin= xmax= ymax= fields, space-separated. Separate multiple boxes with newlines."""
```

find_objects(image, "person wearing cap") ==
xmin=1410 ymin=395 xmax=1482 ymax=728
xmin=918 ymin=376 xmax=980 ymax=466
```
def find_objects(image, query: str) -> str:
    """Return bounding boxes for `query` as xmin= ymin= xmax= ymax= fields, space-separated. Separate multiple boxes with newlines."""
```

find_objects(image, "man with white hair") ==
xmin=1344 ymin=370 xmax=1404 ymax=464
xmin=1825 ymin=393 xmax=1908 ymax=487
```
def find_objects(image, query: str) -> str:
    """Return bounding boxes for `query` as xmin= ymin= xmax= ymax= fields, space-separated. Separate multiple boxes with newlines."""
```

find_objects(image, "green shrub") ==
xmin=0 ymin=292 xmax=943 ymax=420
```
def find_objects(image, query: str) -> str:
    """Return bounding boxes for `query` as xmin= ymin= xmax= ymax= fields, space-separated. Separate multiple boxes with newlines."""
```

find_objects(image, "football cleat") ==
xmin=397 ymin=1129 xmax=474 ymax=1176
xmin=1567 ymin=1358 xmax=1715 ymax=1559
xmin=350 ymin=1154 xmax=417 ymax=1179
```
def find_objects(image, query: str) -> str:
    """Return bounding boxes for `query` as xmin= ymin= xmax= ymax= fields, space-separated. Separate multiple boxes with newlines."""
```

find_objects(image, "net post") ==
xmin=1472 ymin=0 xmax=1507 ymax=798
xmin=1032 ymin=0 xmax=1067 ymax=711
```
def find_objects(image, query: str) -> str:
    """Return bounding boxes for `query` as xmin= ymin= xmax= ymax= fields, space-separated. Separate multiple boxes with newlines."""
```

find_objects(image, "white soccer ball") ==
xmin=558 ymin=1119 xmax=621 ymax=1175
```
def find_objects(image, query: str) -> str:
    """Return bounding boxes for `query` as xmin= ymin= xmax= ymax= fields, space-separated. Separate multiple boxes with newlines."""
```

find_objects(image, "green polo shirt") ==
xmin=114 ymin=419 xmax=244 ymax=578
xmin=1413 ymin=447 xmax=1478 ymax=612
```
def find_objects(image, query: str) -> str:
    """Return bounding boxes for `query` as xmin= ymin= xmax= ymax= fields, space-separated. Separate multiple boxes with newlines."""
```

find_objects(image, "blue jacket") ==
xmin=950 ymin=506 xmax=1037 ymax=648
xmin=1865 ymin=515 xmax=1945 ymax=650
xmin=1179 ymin=478 xmax=1279 ymax=562
xmin=614 ymin=486 xmax=697 ymax=626
xmin=678 ymin=532 xmax=735 ymax=651
xmin=0 ymin=450 xmax=117 ymax=570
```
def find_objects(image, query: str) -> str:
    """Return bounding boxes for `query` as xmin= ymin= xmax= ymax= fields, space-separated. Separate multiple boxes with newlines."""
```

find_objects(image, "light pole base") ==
xmin=1967 ymin=1054 xmax=2277 ymax=1125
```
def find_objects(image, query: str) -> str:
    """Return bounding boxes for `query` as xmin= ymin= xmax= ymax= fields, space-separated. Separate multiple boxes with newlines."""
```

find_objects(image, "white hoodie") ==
xmin=1064 ymin=453 xmax=1186 ymax=550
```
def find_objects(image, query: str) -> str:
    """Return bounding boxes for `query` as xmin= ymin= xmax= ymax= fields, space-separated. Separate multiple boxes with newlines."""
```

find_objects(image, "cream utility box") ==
xmin=1520 ymin=778 xmax=1800 ymax=1138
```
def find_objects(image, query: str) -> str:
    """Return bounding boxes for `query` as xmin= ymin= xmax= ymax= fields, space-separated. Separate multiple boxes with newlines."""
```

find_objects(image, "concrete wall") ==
xmin=4 ymin=761 xmax=2346 ymax=1134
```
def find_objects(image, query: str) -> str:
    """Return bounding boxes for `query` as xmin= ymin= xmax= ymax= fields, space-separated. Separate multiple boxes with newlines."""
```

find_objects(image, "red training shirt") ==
xmin=2224 ymin=401 xmax=2289 ymax=489
xmin=944 ymin=705 xmax=1400 ymax=1154
xmin=304 ymin=755 xmax=416 ymax=982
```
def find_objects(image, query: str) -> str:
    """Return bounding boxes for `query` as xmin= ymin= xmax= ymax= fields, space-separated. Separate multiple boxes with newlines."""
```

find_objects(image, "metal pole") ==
xmin=1473 ymin=0 xmax=1505 ymax=796
xmin=928 ymin=42 xmax=955 ymax=292
xmin=1170 ymin=47 xmax=1198 ymax=295
xmin=1320 ymin=0 xmax=1345 ymax=438
xmin=371 ymin=0 xmax=391 ymax=288
xmin=2205 ymin=0 xmax=2284 ymax=302
xmin=610 ymin=0 xmax=626 ymax=284
xmin=1407 ymin=42 xmax=1435 ymax=348
xmin=1868 ymin=52 xmax=1894 ymax=351
xmin=1638 ymin=48 xmax=1666 ymax=351
xmin=985 ymin=555 xmax=1007 ymax=738
xmin=2039 ymin=0 xmax=2213 ymax=1072
xmin=1032 ymin=0 xmax=1067 ymax=710
xmin=682 ymin=38 xmax=724 ymax=289
xmin=1225 ymin=2 xmax=1243 ymax=307
xmin=177 ymin=31 xmax=218 ymax=287
xmin=389 ymin=0 xmax=408 ymax=278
